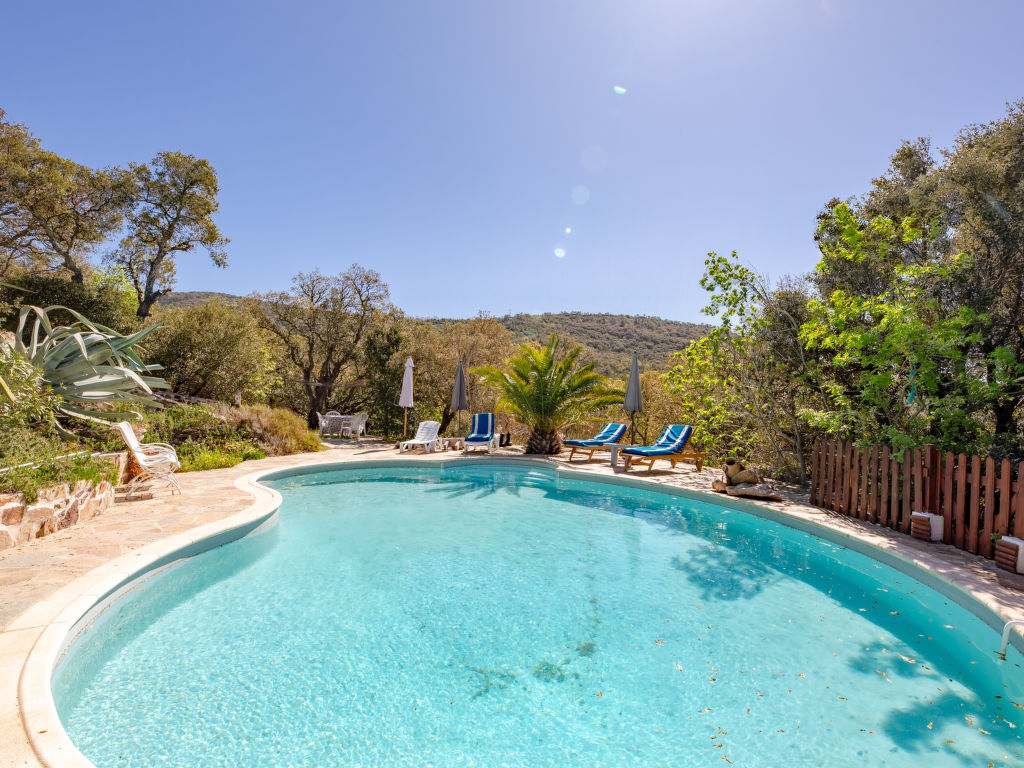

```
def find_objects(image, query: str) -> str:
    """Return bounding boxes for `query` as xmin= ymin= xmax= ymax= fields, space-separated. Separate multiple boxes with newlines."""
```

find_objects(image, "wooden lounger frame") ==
xmin=566 ymin=443 xmax=618 ymax=461
xmin=622 ymin=447 xmax=706 ymax=473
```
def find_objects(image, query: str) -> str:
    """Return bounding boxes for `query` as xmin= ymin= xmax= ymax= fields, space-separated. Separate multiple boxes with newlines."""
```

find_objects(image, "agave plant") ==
xmin=474 ymin=334 xmax=622 ymax=454
xmin=9 ymin=304 xmax=166 ymax=425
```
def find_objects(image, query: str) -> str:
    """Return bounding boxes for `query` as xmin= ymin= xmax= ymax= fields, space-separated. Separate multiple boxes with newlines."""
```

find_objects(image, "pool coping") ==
xmin=4 ymin=455 xmax=1024 ymax=768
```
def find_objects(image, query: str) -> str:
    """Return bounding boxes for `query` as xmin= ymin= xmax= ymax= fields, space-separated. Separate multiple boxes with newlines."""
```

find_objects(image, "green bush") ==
xmin=0 ymin=271 xmax=139 ymax=334
xmin=0 ymin=423 xmax=115 ymax=502
xmin=144 ymin=299 xmax=279 ymax=403
xmin=143 ymin=402 xmax=321 ymax=472
xmin=0 ymin=350 xmax=60 ymax=426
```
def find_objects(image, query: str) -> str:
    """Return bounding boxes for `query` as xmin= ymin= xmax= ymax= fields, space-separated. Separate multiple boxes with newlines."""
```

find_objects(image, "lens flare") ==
xmin=554 ymin=248 xmax=566 ymax=259
xmin=571 ymin=185 xmax=590 ymax=206
xmin=613 ymin=85 xmax=627 ymax=95
xmin=564 ymin=227 xmax=572 ymax=234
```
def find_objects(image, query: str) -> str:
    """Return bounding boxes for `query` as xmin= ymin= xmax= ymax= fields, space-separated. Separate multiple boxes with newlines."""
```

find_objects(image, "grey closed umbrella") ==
xmin=624 ymin=352 xmax=643 ymax=444
xmin=451 ymin=360 xmax=468 ymax=434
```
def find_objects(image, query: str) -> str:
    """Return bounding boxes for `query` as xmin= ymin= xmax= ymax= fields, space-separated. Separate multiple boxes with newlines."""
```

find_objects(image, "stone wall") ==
xmin=0 ymin=453 xmax=127 ymax=551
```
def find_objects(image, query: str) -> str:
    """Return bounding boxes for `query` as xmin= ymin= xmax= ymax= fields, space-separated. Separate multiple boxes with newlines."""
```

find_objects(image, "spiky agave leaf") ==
xmin=13 ymin=305 xmax=166 ymax=425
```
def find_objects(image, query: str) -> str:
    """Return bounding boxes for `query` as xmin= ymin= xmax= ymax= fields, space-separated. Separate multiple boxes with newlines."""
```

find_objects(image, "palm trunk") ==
xmin=526 ymin=429 xmax=562 ymax=455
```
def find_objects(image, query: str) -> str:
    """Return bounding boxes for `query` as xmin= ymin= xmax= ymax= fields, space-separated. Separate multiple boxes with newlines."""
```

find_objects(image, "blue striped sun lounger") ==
xmin=464 ymin=412 xmax=498 ymax=453
xmin=564 ymin=422 xmax=629 ymax=461
xmin=621 ymin=425 xmax=705 ymax=472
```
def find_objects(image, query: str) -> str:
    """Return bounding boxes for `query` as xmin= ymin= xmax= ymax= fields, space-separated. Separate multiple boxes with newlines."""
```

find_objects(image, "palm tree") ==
xmin=474 ymin=334 xmax=622 ymax=455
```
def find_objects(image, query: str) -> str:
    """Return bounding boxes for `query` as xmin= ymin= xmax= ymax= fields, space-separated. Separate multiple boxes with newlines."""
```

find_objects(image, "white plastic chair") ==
xmin=399 ymin=421 xmax=442 ymax=453
xmin=114 ymin=421 xmax=181 ymax=497
xmin=344 ymin=412 xmax=368 ymax=438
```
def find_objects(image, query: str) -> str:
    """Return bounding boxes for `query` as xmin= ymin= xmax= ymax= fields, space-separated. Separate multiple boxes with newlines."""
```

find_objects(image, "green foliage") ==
xmin=0 ymin=348 xmax=60 ymax=425
xmin=664 ymin=335 xmax=755 ymax=461
xmin=0 ymin=270 xmax=140 ymax=333
xmin=145 ymin=298 xmax=279 ymax=402
xmin=475 ymin=334 xmax=622 ymax=454
xmin=0 ymin=119 xmax=131 ymax=283
xmin=11 ymin=304 xmax=165 ymax=427
xmin=665 ymin=252 xmax=818 ymax=481
xmin=0 ymin=423 xmax=114 ymax=502
xmin=361 ymin=323 xmax=405 ymax=437
xmin=802 ymin=205 xmax=996 ymax=453
xmin=144 ymin=403 xmax=321 ymax=471
xmin=109 ymin=152 xmax=228 ymax=318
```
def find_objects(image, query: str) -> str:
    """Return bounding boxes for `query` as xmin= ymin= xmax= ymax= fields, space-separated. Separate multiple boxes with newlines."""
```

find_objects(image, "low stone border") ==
xmin=4 ymin=454 xmax=1024 ymax=768
xmin=0 ymin=480 xmax=116 ymax=551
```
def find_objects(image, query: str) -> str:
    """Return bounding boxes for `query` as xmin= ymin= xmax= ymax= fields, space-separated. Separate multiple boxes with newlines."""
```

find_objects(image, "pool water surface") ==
xmin=54 ymin=464 xmax=1024 ymax=767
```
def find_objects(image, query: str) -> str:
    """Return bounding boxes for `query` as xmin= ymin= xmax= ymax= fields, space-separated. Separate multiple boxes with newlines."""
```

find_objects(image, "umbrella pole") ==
xmin=630 ymin=413 xmax=635 ymax=445
xmin=404 ymin=408 xmax=408 ymax=438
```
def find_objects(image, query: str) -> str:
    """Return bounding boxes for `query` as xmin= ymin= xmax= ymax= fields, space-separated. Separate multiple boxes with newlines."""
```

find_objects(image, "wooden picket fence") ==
xmin=809 ymin=439 xmax=1024 ymax=559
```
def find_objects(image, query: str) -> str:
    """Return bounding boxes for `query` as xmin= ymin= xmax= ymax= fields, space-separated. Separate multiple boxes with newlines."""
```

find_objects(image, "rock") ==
xmin=0 ymin=492 xmax=25 ymax=506
xmin=731 ymin=469 xmax=760 ymax=485
xmin=711 ymin=478 xmax=729 ymax=493
xmin=37 ymin=483 xmax=70 ymax=503
xmin=725 ymin=483 xmax=783 ymax=501
xmin=723 ymin=457 xmax=744 ymax=480
xmin=0 ymin=526 xmax=14 ymax=551
xmin=1 ymin=500 xmax=25 ymax=526
xmin=56 ymin=498 xmax=80 ymax=530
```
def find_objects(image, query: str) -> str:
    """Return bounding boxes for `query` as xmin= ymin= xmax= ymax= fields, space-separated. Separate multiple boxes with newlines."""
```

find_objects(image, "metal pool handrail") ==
xmin=998 ymin=620 xmax=1024 ymax=660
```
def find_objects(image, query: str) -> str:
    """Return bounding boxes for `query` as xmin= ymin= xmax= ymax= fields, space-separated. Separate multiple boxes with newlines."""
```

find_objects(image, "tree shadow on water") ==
xmin=671 ymin=542 xmax=779 ymax=602
xmin=877 ymin=688 xmax=1019 ymax=765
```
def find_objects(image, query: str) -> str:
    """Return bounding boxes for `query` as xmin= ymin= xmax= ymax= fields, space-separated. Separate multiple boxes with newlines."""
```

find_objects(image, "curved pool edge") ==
xmin=6 ymin=469 xmax=282 ymax=768
xmin=7 ymin=455 xmax=1024 ymax=768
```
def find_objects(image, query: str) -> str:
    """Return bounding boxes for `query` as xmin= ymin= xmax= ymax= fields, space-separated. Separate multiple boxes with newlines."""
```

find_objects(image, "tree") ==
xmin=402 ymin=315 xmax=517 ymax=435
xmin=246 ymin=265 xmax=390 ymax=428
xmin=360 ymin=321 xmax=405 ymax=436
xmin=146 ymin=298 xmax=279 ymax=403
xmin=109 ymin=152 xmax=228 ymax=317
xmin=0 ymin=119 xmax=130 ymax=283
xmin=665 ymin=252 xmax=819 ymax=482
xmin=811 ymin=100 xmax=1024 ymax=455
xmin=475 ymin=334 xmax=621 ymax=454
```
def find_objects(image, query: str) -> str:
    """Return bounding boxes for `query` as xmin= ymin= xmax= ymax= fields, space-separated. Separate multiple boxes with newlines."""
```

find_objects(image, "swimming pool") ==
xmin=54 ymin=463 xmax=1023 ymax=767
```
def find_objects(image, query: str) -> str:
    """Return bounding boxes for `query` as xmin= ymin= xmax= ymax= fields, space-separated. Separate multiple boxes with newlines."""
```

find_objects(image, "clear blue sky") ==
xmin=3 ymin=0 xmax=1022 ymax=322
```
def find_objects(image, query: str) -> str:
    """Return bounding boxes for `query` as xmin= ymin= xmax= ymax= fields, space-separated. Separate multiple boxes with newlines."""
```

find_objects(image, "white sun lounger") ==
xmin=399 ymin=420 xmax=442 ymax=453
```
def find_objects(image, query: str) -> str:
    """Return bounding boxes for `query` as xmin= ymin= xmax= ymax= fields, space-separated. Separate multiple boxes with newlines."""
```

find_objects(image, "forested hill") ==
xmin=159 ymin=295 xmax=709 ymax=372
xmin=497 ymin=312 xmax=709 ymax=372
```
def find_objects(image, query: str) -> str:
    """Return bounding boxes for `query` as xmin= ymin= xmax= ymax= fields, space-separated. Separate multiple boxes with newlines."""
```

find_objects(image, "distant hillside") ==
xmin=497 ymin=312 xmax=709 ymax=373
xmin=158 ymin=294 xmax=709 ymax=373
xmin=156 ymin=291 xmax=238 ymax=309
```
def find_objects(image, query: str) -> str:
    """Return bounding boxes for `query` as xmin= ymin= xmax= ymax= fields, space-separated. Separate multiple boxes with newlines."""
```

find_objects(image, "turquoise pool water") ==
xmin=55 ymin=464 xmax=1023 ymax=767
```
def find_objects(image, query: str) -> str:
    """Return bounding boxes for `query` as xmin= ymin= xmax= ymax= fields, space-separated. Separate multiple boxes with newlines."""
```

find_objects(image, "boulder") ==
xmin=725 ymin=483 xmax=783 ymax=501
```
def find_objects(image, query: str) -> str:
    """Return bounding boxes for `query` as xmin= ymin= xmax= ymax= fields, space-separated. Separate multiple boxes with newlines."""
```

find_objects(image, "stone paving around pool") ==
xmin=1 ymin=439 xmax=1023 ymax=768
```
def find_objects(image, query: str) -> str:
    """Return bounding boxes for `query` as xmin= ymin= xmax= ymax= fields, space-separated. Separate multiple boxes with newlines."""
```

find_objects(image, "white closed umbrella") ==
xmin=399 ymin=357 xmax=414 ymax=437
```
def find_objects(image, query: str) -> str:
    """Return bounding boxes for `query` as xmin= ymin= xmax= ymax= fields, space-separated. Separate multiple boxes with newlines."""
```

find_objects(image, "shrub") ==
xmin=1 ymin=271 xmax=139 ymax=334
xmin=145 ymin=299 xmax=279 ymax=403
xmin=0 ymin=349 xmax=60 ymax=426
xmin=143 ymin=402 xmax=321 ymax=472
xmin=0 ymin=423 xmax=115 ymax=502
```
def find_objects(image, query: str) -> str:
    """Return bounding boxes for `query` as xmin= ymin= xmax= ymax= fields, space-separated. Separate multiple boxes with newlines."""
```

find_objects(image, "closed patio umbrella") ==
xmin=399 ymin=357 xmax=414 ymax=437
xmin=451 ymin=360 xmax=468 ymax=434
xmin=624 ymin=352 xmax=643 ymax=444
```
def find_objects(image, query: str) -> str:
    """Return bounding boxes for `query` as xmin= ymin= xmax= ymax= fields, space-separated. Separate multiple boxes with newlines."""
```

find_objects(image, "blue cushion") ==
xmin=621 ymin=425 xmax=693 ymax=456
xmin=564 ymin=423 xmax=628 ymax=448
xmin=465 ymin=413 xmax=495 ymax=442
